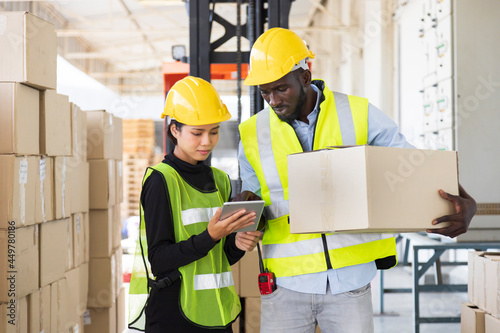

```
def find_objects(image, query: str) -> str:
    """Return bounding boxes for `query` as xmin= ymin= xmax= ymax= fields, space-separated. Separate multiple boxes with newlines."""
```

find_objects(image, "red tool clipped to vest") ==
xmin=257 ymin=243 xmax=276 ymax=295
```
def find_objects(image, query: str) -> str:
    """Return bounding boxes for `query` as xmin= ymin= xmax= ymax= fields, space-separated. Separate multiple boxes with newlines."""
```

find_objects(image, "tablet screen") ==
xmin=220 ymin=200 xmax=265 ymax=233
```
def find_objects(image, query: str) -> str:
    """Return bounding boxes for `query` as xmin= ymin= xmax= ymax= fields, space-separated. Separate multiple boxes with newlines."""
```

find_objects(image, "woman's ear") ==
xmin=170 ymin=124 xmax=179 ymax=138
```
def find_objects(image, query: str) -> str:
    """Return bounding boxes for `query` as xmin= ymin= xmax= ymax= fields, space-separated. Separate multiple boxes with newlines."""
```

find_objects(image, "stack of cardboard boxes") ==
xmin=0 ymin=11 xmax=90 ymax=333
xmin=462 ymin=251 xmax=500 ymax=332
xmin=121 ymin=119 xmax=155 ymax=219
xmin=85 ymin=110 xmax=125 ymax=333
xmin=0 ymin=11 xmax=125 ymax=333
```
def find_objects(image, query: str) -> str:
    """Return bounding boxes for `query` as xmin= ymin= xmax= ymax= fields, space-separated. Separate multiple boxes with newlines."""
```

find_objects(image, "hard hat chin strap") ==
xmin=291 ymin=58 xmax=309 ymax=72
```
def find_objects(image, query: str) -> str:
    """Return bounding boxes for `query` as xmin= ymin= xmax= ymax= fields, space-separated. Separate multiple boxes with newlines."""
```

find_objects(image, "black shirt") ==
xmin=141 ymin=153 xmax=245 ymax=279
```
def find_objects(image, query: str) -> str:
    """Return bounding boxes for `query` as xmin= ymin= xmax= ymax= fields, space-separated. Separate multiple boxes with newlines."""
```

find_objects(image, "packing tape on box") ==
xmin=19 ymin=156 xmax=28 ymax=226
xmin=83 ymin=309 xmax=91 ymax=325
xmin=40 ymin=157 xmax=47 ymax=222
xmin=62 ymin=157 xmax=66 ymax=217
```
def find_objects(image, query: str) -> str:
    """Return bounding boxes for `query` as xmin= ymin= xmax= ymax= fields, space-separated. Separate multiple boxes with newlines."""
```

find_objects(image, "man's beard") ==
xmin=276 ymin=87 xmax=307 ymax=124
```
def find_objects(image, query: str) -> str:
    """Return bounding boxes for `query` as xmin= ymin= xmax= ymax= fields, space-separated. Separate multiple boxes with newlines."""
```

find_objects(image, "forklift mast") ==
xmin=164 ymin=0 xmax=293 ymax=160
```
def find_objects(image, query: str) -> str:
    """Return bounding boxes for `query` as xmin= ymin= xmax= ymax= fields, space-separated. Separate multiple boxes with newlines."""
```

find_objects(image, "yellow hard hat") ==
xmin=244 ymin=28 xmax=315 ymax=86
xmin=161 ymin=76 xmax=232 ymax=125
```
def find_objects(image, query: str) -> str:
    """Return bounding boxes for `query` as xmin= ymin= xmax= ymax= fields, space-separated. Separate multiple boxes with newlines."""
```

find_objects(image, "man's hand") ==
xmin=427 ymin=184 xmax=477 ymax=238
xmin=235 ymin=231 xmax=262 ymax=251
xmin=232 ymin=190 xmax=262 ymax=202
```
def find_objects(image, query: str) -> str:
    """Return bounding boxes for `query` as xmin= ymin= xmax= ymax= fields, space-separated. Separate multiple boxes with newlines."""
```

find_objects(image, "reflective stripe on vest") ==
xmin=194 ymin=272 xmax=234 ymax=290
xmin=239 ymin=80 xmax=396 ymax=277
xmin=182 ymin=207 xmax=220 ymax=226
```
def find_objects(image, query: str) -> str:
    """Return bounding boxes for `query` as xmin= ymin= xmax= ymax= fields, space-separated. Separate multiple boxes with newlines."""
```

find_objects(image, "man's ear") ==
xmin=301 ymin=69 xmax=312 ymax=87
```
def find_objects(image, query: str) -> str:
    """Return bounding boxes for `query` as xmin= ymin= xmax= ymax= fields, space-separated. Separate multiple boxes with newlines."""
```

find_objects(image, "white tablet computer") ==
xmin=220 ymin=200 xmax=265 ymax=233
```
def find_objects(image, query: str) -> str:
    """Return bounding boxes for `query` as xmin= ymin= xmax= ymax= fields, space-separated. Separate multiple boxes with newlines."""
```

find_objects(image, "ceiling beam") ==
xmin=117 ymin=0 xmax=157 ymax=53
xmin=56 ymin=29 xmax=189 ymax=36
xmin=64 ymin=51 xmax=165 ymax=60
xmin=107 ymin=83 xmax=164 ymax=89
xmin=89 ymin=71 xmax=159 ymax=78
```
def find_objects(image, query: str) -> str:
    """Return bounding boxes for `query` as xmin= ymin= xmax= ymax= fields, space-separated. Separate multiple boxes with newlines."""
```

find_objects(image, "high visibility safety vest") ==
xmin=128 ymin=162 xmax=240 ymax=331
xmin=239 ymin=80 xmax=397 ymax=278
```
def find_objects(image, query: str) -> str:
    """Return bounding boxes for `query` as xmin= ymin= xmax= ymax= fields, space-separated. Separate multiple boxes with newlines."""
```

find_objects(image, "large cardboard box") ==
xmin=113 ymin=204 xmax=122 ymax=250
xmin=85 ymin=302 xmax=117 ymax=333
xmin=233 ymin=317 xmax=240 ymax=333
xmin=239 ymin=249 xmax=261 ymax=298
xmin=468 ymin=251 xmax=483 ymax=303
xmin=0 ymin=296 xmax=28 ymax=333
xmin=484 ymin=253 xmax=500 ymax=317
xmin=0 ymin=155 xmax=37 ymax=228
xmin=54 ymin=156 xmax=71 ymax=219
xmin=73 ymin=212 xmax=87 ymax=267
xmin=68 ymin=157 xmax=89 ymax=214
xmin=79 ymin=262 xmax=89 ymax=314
xmin=40 ymin=285 xmax=51 ymax=333
xmin=116 ymin=160 xmax=123 ymax=204
xmin=115 ymin=248 xmax=123 ymax=297
xmin=232 ymin=261 xmax=240 ymax=295
xmin=35 ymin=156 xmax=54 ymax=223
xmin=40 ymin=90 xmax=72 ymax=156
xmin=485 ymin=314 xmax=500 ymax=333
xmin=473 ymin=254 xmax=487 ymax=310
xmin=89 ymin=209 xmax=113 ymax=258
xmin=288 ymin=146 xmax=459 ymax=233
xmin=50 ymin=278 xmax=67 ymax=333
xmin=40 ymin=219 xmax=69 ymax=287
xmin=64 ymin=267 xmax=81 ymax=330
xmin=86 ymin=110 xmax=114 ymax=160
xmin=89 ymin=159 xmax=115 ymax=209
xmin=461 ymin=303 xmax=485 ymax=333
xmin=88 ymin=255 xmax=116 ymax=308
xmin=0 ymin=225 xmax=39 ymax=302
xmin=244 ymin=297 xmax=261 ymax=333
xmin=71 ymin=103 xmax=87 ymax=161
xmin=116 ymin=286 xmax=126 ymax=333
xmin=67 ymin=217 xmax=75 ymax=271
xmin=113 ymin=115 xmax=123 ymax=160
xmin=84 ymin=213 xmax=90 ymax=263
xmin=0 ymin=11 xmax=57 ymax=89
xmin=27 ymin=290 xmax=40 ymax=333
xmin=0 ymin=82 xmax=39 ymax=155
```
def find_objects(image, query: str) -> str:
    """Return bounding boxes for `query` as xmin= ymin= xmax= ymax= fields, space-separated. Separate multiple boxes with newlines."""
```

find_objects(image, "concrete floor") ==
xmin=371 ymin=265 xmax=467 ymax=333
xmin=121 ymin=255 xmax=468 ymax=333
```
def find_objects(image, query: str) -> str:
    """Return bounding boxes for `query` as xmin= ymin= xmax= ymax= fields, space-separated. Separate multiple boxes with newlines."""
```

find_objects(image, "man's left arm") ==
xmin=367 ymin=104 xmax=477 ymax=238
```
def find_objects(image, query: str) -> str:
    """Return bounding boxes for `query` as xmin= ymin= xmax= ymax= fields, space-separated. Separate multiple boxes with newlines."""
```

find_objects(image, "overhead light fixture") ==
xmin=172 ymin=45 xmax=186 ymax=62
